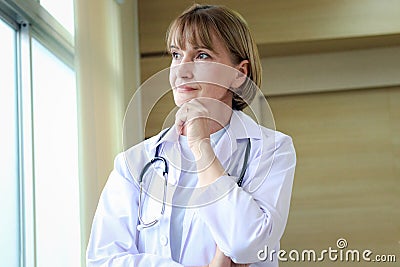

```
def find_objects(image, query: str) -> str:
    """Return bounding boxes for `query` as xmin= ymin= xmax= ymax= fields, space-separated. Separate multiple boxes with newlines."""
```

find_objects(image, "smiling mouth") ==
xmin=176 ymin=85 xmax=198 ymax=92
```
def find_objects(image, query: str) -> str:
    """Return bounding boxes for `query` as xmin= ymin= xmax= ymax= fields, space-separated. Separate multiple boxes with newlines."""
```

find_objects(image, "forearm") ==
xmin=192 ymin=139 xmax=226 ymax=187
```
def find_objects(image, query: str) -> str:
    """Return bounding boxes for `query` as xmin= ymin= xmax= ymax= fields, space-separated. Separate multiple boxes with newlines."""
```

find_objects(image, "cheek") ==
xmin=195 ymin=63 xmax=235 ymax=89
xmin=200 ymin=84 xmax=231 ymax=100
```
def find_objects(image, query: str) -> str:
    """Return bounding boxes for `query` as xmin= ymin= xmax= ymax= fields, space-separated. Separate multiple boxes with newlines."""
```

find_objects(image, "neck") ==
xmin=208 ymin=109 xmax=232 ymax=134
xmin=205 ymin=95 xmax=233 ymax=134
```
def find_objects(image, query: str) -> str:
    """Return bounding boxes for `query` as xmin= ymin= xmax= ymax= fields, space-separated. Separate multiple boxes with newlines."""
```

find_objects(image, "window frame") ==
xmin=0 ymin=1 xmax=77 ymax=266
xmin=0 ymin=0 xmax=74 ymax=68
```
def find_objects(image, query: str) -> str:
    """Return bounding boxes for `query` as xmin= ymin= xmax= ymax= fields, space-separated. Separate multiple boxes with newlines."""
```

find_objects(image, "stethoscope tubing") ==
xmin=136 ymin=128 xmax=250 ymax=230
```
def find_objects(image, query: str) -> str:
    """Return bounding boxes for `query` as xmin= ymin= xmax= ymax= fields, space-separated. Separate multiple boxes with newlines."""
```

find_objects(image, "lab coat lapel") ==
xmin=164 ymin=141 xmax=182 ymax=187
xmin=214 ymin=110 xmax=253 ymax=167
xmin=214 ymin=111 xmax=263 ymax=173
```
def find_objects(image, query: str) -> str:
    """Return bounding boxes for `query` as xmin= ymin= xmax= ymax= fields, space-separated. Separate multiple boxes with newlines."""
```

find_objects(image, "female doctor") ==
xmin=86 ymin=4 xmax=296 ymax=267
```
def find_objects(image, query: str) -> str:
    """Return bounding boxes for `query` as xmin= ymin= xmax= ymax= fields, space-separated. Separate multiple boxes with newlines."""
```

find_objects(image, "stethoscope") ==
xmin=137 ymin=128 xmax=251 ymax=231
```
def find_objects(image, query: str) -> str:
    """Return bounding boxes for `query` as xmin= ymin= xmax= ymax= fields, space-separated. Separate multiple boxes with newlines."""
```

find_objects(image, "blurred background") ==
xmin=0 ymin=0 xmax=398 ymax=266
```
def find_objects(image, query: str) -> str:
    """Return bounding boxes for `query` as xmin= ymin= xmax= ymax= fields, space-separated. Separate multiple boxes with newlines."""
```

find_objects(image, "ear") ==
xmin=231 ymin=60 xmax=249 ymax=89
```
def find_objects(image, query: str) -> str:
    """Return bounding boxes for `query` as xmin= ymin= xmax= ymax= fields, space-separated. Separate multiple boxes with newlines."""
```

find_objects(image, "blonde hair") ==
xmin=166 ymin=4 xmax=262 ymax=110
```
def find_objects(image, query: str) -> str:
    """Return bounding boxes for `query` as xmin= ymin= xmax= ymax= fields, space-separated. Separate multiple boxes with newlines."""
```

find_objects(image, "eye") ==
xmin=171 ymin=52 xmax=181 ymax=60
xmin=196 ymin=52 xmax=210 ymax=60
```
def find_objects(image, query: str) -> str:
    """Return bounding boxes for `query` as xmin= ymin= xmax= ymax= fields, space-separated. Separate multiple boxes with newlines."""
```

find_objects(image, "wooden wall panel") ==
xmin=140 ymin=55 xmax=170 ymax=83
xmin=143 ymin=90 xmax=175 ymax=138
xmin=389 ymin=89 xmax=400 ymax=181
xmin=138 ymin=0 xmax=400 ymax=56
xmin=262 ymin=46 xmax=400 ymax=96
xmin=266 ymin=87 xmax=399 ymax=266
xmin=139 ymin=55 xmax=175 ymax=138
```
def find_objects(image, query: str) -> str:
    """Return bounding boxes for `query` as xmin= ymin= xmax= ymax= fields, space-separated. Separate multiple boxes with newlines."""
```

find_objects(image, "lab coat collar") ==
xmin=147 ymin=110 xmax=264 ymax=186
xmin=227 ymin=110 xmax=263 ymax=140
xmin=151 ymin=126 xmax=179 ymax=150
xmin=215 ymin=111 xmax=263 ymax=167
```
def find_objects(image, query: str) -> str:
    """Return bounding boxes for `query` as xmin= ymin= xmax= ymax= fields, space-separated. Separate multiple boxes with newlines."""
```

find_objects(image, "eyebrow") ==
xmin=169 ymin=45 xmax=218 ymax=55
xmin=194 ymin=45 xmax=217 ymax=53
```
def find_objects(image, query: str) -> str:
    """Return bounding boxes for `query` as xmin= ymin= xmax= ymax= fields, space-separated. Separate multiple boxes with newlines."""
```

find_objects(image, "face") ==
xmin=169 ymin=34 xmax=246 ymax=107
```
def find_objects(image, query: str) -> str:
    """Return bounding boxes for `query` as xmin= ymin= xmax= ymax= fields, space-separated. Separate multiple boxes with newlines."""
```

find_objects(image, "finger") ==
xmin=175 ymin=106 xmax=188 ymax=134
xmin=175 ymin=114 xmax=186 ymax=134
xmin=176 ymin=102 xmax=201 ymax=125
xmin=183 ymin=101 xmax=209 ymax=122
xmin=186 ymin=98 xmax=208 ymax=112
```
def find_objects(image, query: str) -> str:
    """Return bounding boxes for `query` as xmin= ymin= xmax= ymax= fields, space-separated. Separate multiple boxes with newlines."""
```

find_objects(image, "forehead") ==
xmin=170 ymin=32 xmax=224 ymax=53
xmin=168 ymin=14 xmax=221 ymax=51
xmin=169 ymin=29 xmax=234 ymax=58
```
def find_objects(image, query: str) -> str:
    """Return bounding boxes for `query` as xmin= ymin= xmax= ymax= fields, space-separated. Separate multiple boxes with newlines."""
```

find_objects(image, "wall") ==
xmin=268 ymin=87 xmax=399 ymax=266
xmin=74 ymin=0 xmax=142 ymax=264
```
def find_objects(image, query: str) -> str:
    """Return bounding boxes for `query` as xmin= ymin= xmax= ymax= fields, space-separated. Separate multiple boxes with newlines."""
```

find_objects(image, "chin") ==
xmin=174 ymin=99 xmax=190 ymax=107
xmin=173 ymin=94 xmax=195 ymax=107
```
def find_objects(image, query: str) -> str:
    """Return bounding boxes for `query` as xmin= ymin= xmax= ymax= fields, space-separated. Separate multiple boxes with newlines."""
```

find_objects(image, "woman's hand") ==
xmin=185 ymin=247 xmax=229 ymax=267
xmin=175 ymin=98 xmax=228 ymax=186
xmin=208 ymin=246 xmax=232 ymax=267
xmin=175 ymin=98 xmax=211 ymax=155
xmin=175 ymin=97 xmax=232 ymax=153
xmin=208 ymin=247 xmax=250 ymax=267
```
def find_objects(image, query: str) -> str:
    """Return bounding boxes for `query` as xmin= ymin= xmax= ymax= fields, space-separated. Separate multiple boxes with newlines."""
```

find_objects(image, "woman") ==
xmin=87 ymin=4 xmax=296 ymax=267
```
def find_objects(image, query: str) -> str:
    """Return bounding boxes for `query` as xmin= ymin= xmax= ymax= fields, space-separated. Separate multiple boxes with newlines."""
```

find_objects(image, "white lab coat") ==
xmin=86 ymin=110 xmax=296 ymax=266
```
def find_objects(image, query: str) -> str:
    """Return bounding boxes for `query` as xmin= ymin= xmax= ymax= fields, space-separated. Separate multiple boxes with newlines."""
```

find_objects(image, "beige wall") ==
xmin=268 ymin=87 xmax=399 ymax=266
xmin=138 ymin=0 xmax=400 ymax=56
xmin=74 ymin=0 xmax=142 ymax=264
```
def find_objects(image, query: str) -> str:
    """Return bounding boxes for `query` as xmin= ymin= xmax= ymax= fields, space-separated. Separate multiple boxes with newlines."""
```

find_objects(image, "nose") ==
xmin=175 ymin=59 xmax=194 ymax=79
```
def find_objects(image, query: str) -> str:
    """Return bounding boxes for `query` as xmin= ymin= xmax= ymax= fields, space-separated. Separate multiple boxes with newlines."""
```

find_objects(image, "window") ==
xmin=39 ymin=0 xmax=75 ymax=35
xmin=32 ymin=38 xmax=80 ymax=267
xmin=0 ymin=1 xmax=79 ymax=266
xmin=0 ymin=18 xmax=19 ymax=267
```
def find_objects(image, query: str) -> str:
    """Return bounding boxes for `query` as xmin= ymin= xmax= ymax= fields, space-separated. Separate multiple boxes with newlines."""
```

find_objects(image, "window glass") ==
xmin=31 ymin=38 xmax=80 ymax=267
xmin=40 ymin=0 xmax=75 ymax=35
xmin=0 ymin=19 xmax=19 ymax=267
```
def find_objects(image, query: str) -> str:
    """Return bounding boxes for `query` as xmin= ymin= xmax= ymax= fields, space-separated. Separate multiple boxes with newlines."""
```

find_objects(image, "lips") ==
xmin=175 ymin=85 xmax=198 ymax=93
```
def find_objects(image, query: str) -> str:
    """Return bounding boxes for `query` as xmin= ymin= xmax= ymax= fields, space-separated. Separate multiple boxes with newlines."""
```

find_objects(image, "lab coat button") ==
xmin=160 ymin=235 xmax=168 ymax=246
